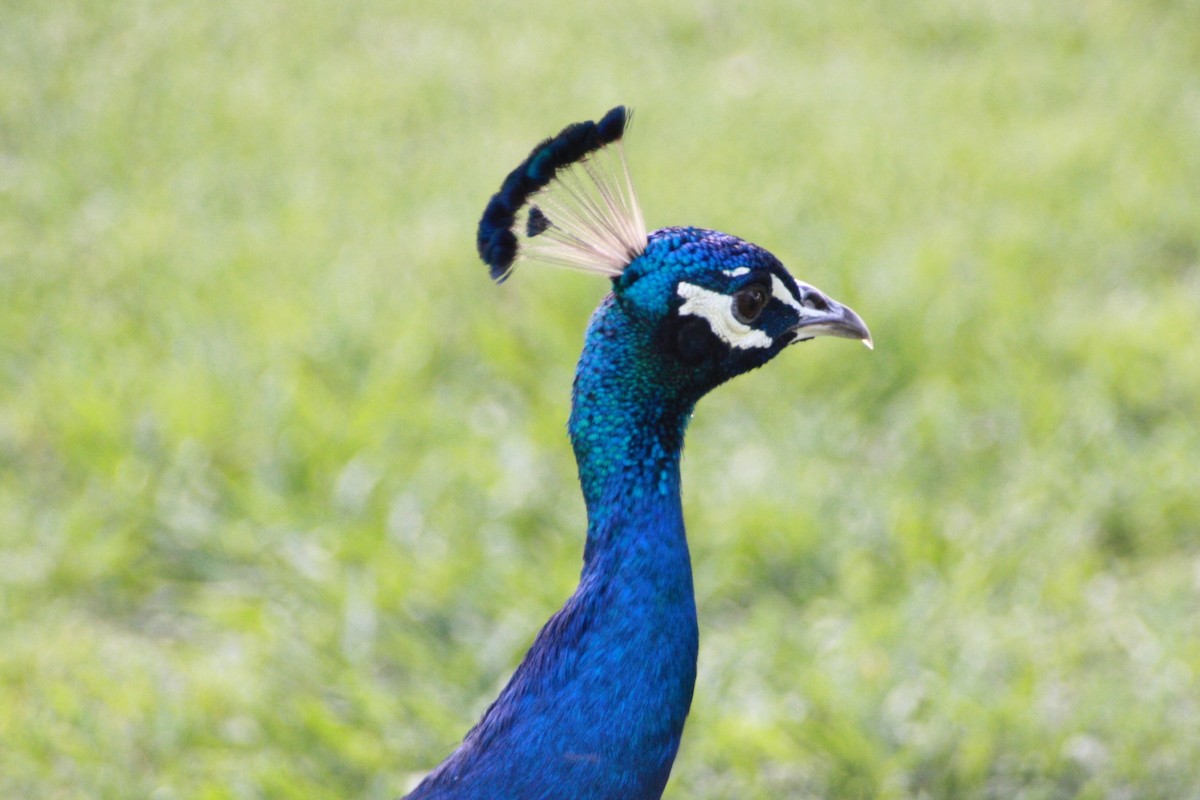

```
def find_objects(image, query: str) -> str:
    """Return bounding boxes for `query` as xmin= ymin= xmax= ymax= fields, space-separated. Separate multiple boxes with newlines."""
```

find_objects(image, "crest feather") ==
xmin=477 ymin=106 xmax=647 ymax=283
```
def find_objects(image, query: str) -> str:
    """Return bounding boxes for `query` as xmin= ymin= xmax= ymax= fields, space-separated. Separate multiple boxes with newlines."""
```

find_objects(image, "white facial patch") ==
xmin=722 ymin=267 xmax=751 ymax=278
xmin=676 ymin=282 xmax=773 ymax=349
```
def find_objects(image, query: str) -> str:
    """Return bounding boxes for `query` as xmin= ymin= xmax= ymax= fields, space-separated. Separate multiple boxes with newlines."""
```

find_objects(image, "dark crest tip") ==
xmin=596 ymin=106 xmax=627 ymax=143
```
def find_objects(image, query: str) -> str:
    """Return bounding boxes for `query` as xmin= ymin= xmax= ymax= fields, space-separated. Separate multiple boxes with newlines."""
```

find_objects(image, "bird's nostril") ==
xmin=806 ymin=292 xmax=831 ymax=312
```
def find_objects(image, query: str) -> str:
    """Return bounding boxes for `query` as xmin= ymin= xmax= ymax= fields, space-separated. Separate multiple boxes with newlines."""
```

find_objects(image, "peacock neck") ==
xmin=554 ymin=293 xmax=699 ymax=795
xmin=406 ymin=295 xmax=700 ymax=800
xmin=571 ymin=395 xmax=690 ymax=568
xmin=569 ymin=296 xmax=694 ymax=545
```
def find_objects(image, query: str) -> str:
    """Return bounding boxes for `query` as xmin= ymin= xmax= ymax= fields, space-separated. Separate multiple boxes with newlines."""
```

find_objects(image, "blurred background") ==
xmin=3 ymin=1 xmax=1198 ymax=797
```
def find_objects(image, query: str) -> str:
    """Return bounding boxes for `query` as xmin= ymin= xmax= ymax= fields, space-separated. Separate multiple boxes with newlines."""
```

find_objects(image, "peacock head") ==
xmin=477 ymin=106 xmax=870 ymax=402
xmin=612 ymin=226 xmax=870 ymax=397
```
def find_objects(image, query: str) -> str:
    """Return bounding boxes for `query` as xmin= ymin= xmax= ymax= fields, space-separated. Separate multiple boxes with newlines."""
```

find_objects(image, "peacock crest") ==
xmin=477 ymin=106 xmax=646 ymax=281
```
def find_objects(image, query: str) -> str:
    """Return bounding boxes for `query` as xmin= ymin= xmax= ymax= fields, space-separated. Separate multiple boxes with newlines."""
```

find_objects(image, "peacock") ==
xmin=405 ymin=107 xmax=871 ymax=800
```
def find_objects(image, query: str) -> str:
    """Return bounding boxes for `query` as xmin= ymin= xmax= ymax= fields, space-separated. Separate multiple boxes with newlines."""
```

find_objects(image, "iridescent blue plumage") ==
xmin=406 ymin=110 xmax=871 ymax=800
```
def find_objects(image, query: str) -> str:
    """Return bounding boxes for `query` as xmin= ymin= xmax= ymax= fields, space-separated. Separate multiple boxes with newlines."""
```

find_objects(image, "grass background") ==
xmin=3 ymin=0 xmax=1199 ymax=797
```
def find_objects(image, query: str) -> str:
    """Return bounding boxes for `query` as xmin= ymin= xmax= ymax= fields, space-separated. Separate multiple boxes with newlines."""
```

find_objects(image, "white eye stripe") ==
xmin=770 ymin=275 xmax=803 ymax=312
xmin=722 ymin=267 xmax=751 ymax=277
xmin=771 ymin=276 xmax=825 ymax=318
xmin=676 ymin=282 xmax=773 ymax=350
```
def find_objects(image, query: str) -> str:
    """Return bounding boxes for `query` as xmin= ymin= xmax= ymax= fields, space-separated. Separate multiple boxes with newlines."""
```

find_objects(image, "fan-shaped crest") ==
xmin=477 ymin=107 xmax=647 ymax=282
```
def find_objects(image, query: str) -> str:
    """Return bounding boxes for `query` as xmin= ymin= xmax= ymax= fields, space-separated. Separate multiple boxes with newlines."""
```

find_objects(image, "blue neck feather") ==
xmin=407 ymin=292 xmax=699 ymax=800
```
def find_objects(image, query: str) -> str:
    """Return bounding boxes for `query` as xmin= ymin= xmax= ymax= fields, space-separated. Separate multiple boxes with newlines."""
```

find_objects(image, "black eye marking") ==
xmin=732 ymin=284 xmax=769 ymax=325
xmin=675 ymin=317 xmax=717 ymax=365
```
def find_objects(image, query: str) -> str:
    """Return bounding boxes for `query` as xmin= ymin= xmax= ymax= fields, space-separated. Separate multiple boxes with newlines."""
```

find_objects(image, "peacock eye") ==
xmin=732 ymin=285 xmax=769 ymax=324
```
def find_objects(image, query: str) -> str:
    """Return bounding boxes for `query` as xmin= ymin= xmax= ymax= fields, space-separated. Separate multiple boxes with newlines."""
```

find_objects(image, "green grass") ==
xmin=3 ymin=0 xmax=1199 ymax=797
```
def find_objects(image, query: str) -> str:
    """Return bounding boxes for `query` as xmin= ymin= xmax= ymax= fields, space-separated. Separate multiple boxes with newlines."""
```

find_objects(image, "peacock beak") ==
xmin=788 ymin=298 xmax=873 ymax=350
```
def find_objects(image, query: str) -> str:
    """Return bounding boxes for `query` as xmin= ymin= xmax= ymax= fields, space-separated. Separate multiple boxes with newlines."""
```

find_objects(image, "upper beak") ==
xmin=789 ymin=293 xmax=873 ymax=350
